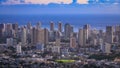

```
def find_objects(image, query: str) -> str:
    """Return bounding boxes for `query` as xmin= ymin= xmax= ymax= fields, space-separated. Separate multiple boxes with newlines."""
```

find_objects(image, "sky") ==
xmin=0 ymin=0 xmax=120 ymax=15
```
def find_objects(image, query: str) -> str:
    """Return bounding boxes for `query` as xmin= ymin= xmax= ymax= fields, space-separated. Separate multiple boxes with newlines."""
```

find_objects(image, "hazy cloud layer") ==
xmin=0 ymin=0 xmax=120 ymax=5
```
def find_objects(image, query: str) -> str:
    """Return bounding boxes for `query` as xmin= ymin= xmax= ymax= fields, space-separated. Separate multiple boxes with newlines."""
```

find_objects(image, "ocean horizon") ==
xmin=0 ymin=14 xmax=120 ymax=31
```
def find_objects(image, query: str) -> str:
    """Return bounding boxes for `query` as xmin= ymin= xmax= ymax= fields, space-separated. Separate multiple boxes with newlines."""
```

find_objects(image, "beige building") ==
xmin=78 ymin=28 xmax=84 ymax=46
xmin=70 ymin=37 xmax=77 ymax=48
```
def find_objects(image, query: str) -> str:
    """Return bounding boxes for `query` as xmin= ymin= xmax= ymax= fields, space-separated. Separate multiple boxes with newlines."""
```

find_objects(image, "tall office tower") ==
xmin=70 ymin=37 xmax=77 ymax=48
xmin=58 ymin=22 xmax=62 ymax=32
xmin=56 ymin=38 xmax=61 ymax=46
xmin=83 ymin=29 xmax=88 ymax=46
xmin=27 ymin=22 xmax=31 ymax=30
xmin=106 ymin=26 xmax=114 ymax=44
xmin=12 ymin=23 xmax=18 ymax=32
xmin=83 ymin=24 xmax=90 ymax=39
xmin=36 ymin=22 xmax=41 ymax=29
xmin=16 ymin=43 xmax=22 ymax=53
xmin=55 ymin=31 xmax=61 ymax=39
xmin=5 ymin=23 xmax=13 ymax=37
xmin=31 ymin=27 xmax=37 ymax=44
xmin=99 ymin=30 xmax=104 ymax=38
xmin=64 ymin=23 xmax=73 ymax=39
xmin=39 ymin=28 xmax=49 ymax=45
xmin=50 ymin=21 xmax=54 ymax=31
xmin=115 ymin=25 xmax=120 ymax=43
xmin=12 ymin=23 xmax=18 ymax=38
xmin=21 ymin=27 xmax=27 ymax=45
xmin=0 ymin=23 xmax=5 ymax=37
xmin=78 ymin=29 xmax=84 ymax=46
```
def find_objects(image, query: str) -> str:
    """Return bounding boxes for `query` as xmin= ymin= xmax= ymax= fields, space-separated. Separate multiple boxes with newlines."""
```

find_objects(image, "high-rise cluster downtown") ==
xmin=0 ymin=22 xmax=120 ymax=54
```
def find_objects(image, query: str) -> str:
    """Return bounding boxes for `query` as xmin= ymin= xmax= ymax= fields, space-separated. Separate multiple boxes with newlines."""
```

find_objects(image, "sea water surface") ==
xmin=0 ymin=14 xmax=120 ymax=30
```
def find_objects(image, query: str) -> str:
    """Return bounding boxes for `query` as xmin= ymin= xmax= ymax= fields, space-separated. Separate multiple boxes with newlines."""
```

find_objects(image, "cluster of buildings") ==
xmin=0 ymin=22 xmax=120 ymax=54
xmin=0 ymin=22 xmax=120 ymax=67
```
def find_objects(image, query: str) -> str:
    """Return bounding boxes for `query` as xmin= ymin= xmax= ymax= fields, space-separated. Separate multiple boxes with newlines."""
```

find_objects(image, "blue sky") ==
xmin=0 ymin=0 xmax=120 ymax=15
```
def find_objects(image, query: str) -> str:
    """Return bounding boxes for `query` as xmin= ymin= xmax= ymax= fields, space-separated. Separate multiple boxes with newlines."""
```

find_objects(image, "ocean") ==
xmin=0 ymin=14 xmax=120 ymax=31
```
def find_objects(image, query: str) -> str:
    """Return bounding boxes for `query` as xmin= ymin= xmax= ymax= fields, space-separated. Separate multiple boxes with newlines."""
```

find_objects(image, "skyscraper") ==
xmin=36 ymin=22 xmax=41 ymax=29
xmin=64 ymin=23 xmax=73 ymax=39
xmin=31 ymin=27 xmax=37 ymax=44
xmin=12 ymin=23 xmax=18 ymax=38
xmin=115 ymin=25 xmax=120 ymax=44
xmin=39 ymin=28 xmax=49 ymax=45
xmin=0 ymin=23 xmax=5 ymax=37
xmin=70 ymin=37 xmax=77 ymax=48
xmin=83 ymin=24 xmax=91 ymax=46
xmin=27 ymin=22 xmax=31 ymax=30
xmin=21 ymin=27 xmax=27 ymax=45
xmin=78 ymin=29 xmax=84 ymax=46
xmin=5 ymin=23 xmax=13 ymax=37
xmin=50 ymin=21 xmax=54 ymax=31
xmin=106 ymin=26 xmax=114 ymax=44
xmin=58 ymin=22 xmax=62 ymax=32
xmin=16 ymin=43 xmax=22 ymax=53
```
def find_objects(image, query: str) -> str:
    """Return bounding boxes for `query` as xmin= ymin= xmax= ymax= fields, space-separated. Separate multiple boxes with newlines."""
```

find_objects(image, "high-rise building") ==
xmin=78 ymin=29 xmax=84 ymax=46
xmin=70 ymin=37 xmax=77 ymax=48
xmin=36 ymin=22 xmax=41 ymax=29
xmin=27 ymin=22 xmax=31 ymax=30
xmin=58 ymin=22 xmax=62 ymax=32
xmin=0 ymin=23 xmax=5 ymax=37
xmin=21 ymin=27 xmax=27 ymax=45
xmin=31 ymin=27 xmax=37 ymax=44
xmin=16 ymin=43 xmax=22 ymax=53
xmin=106 ymin=26 xmax=114 ymax=44
xmin=83 ymin=24 xmax=90 ymax=39
xmin=64 ymin=23 xmax=73 ymax=39
xmin=115 ymin=25 xmax=120 ymax=43
xmin=5 ymin=23 xmax=13 ymax=37
xmin=39 ymin=28 xmax=49 ymax=45
xmin=12 ymin=23 xmax=18 ymax=38
xmin=50 ymin=21 xmax=54 ymax=31
xmin=83 ymin=29 xmax=88 ymax=46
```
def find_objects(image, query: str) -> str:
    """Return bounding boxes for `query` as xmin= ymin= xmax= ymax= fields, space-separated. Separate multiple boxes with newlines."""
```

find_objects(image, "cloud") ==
xmin=24 ymin=0 xmax=73 ymax=4
xmin=1 ymin=0 xmax=24 ymax=5
xmin=77 ymin=0 xmax=88 ymax=4
xmin=0 ymin=0 xmax=73 ymax=5
xmin=1 ymin=0 xmax=120 ymax=5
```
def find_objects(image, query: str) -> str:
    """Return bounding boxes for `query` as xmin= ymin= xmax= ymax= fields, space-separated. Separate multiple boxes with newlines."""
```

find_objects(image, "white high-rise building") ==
xmin=21 ymin=27 xmax=27 ymax=45
xmin=16 ymin=43 xmax=22 ymax=53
